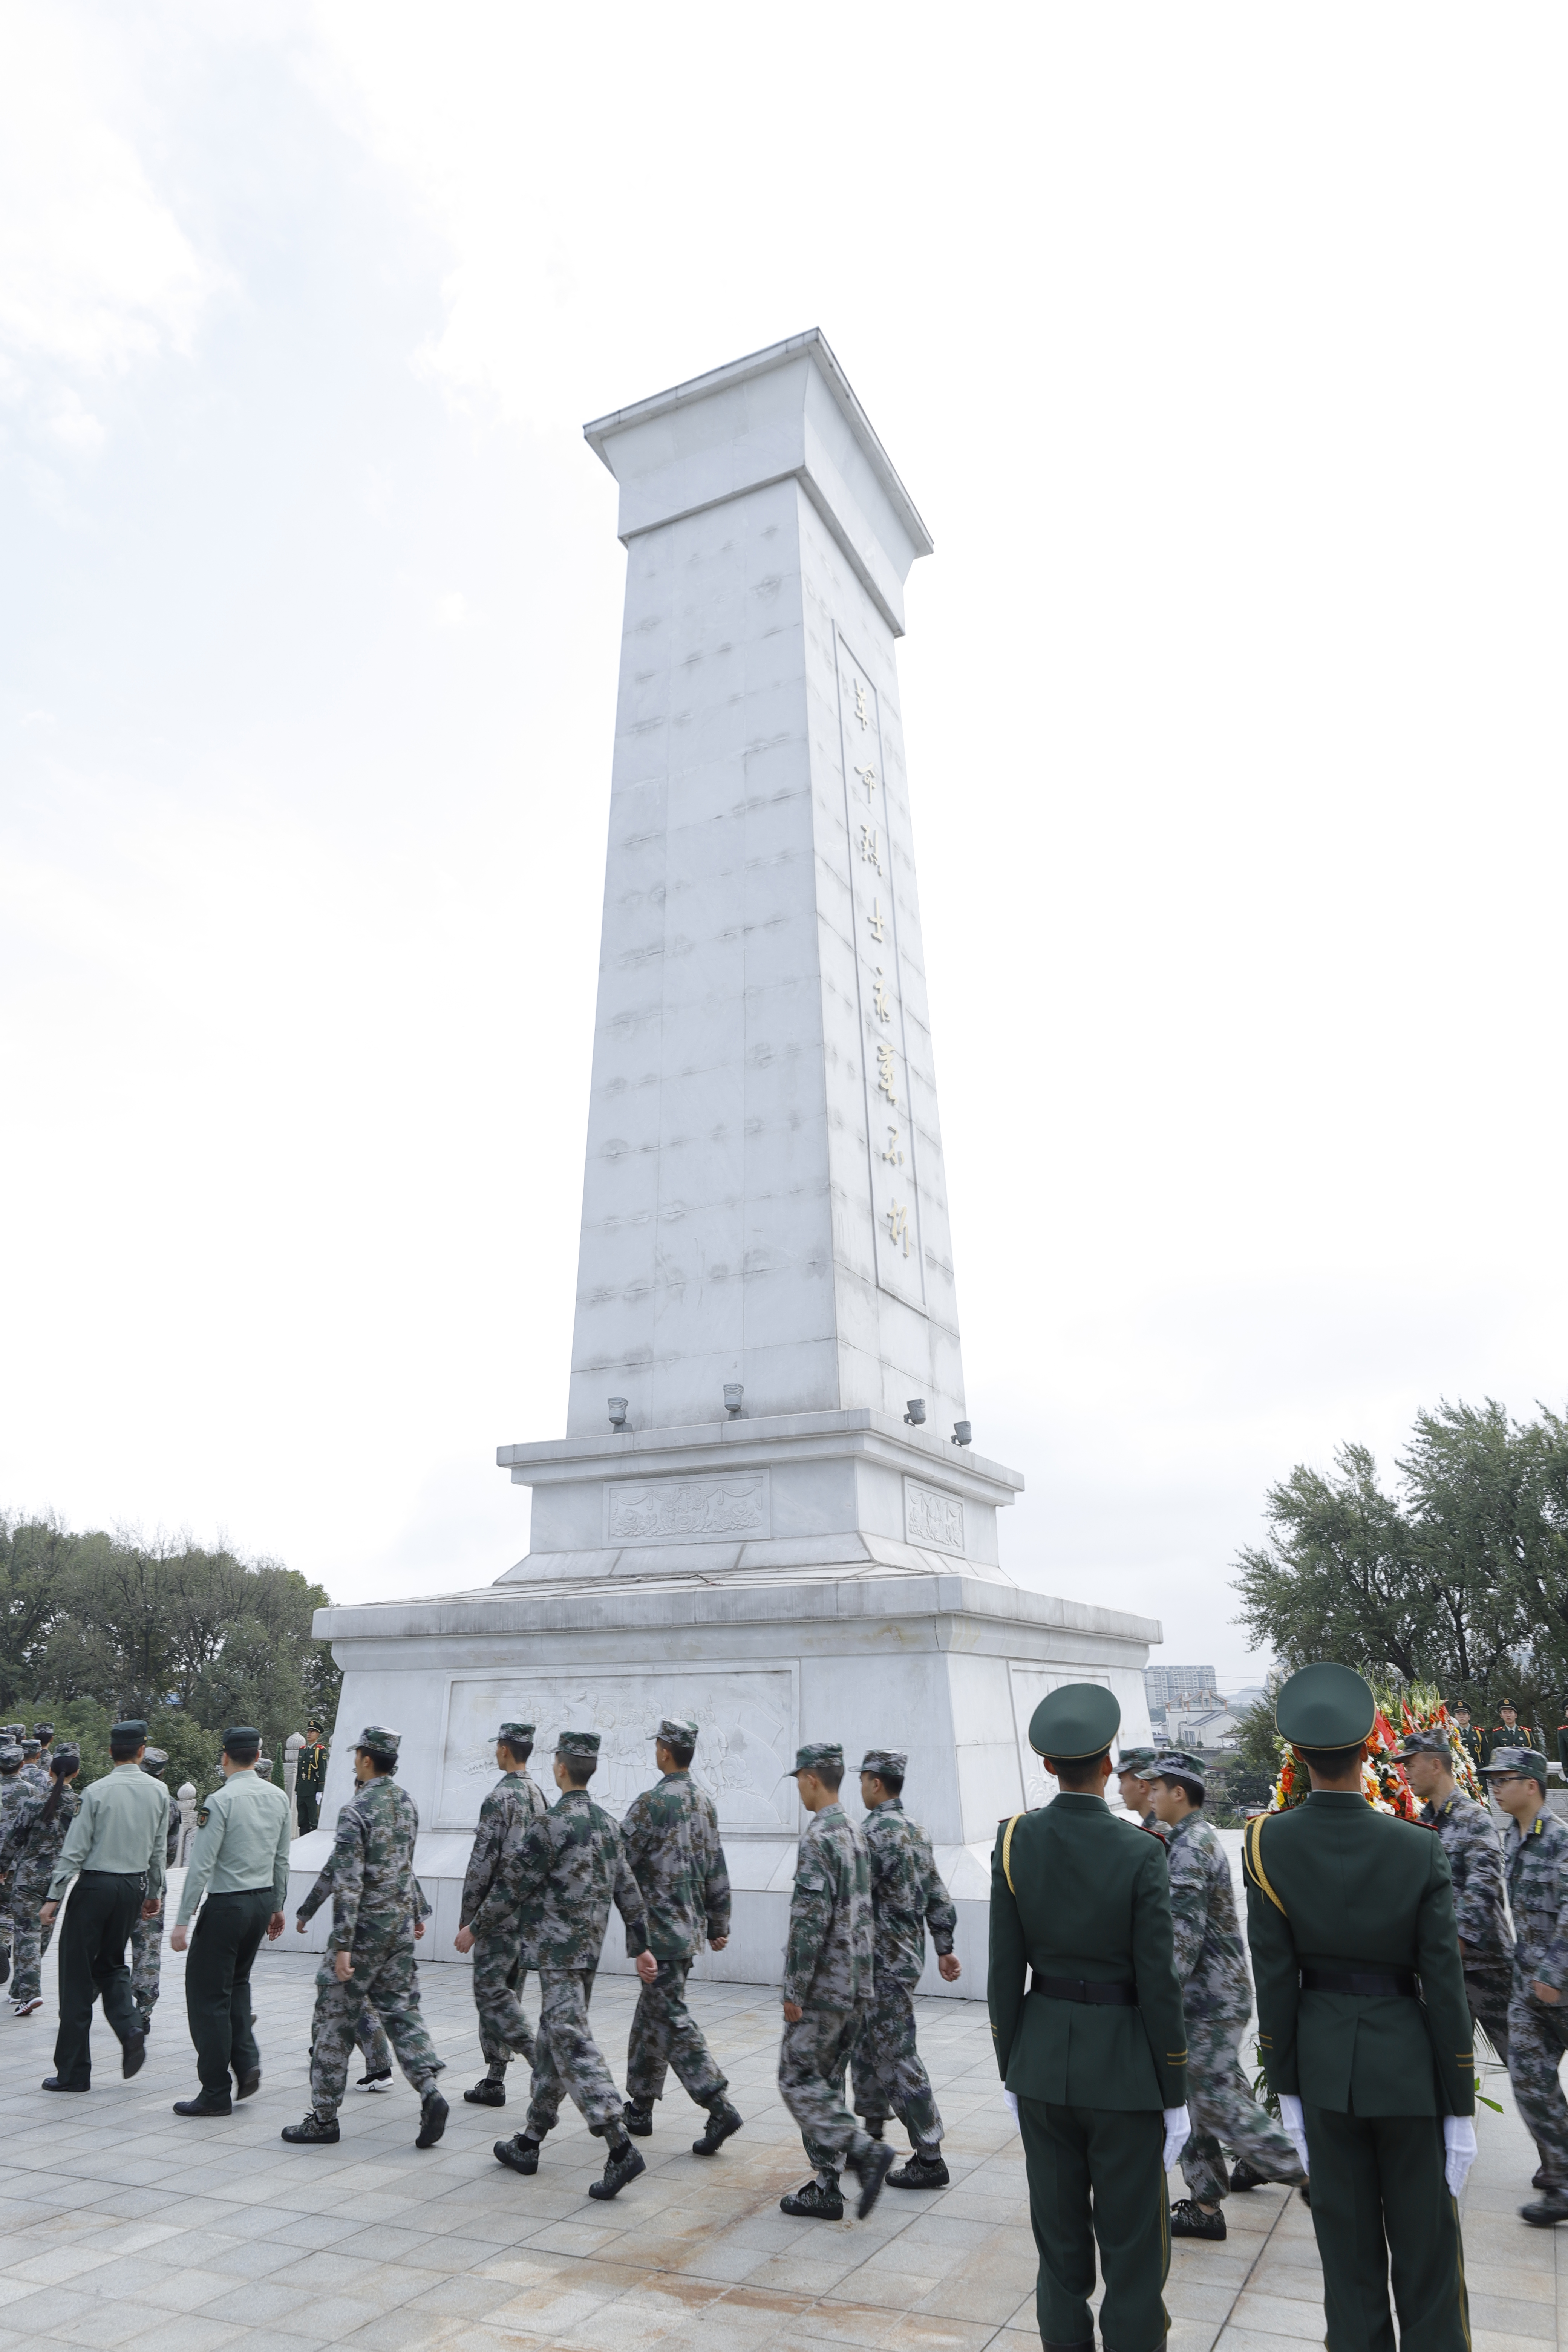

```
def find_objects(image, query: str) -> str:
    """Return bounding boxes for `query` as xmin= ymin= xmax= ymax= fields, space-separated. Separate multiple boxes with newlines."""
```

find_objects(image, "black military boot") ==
xmin=173 ymin=2090 xmax=233 ymax=2117
xmin=589 ymin=2136 xmax=647 ymax=2200
xmin=780 ymin=2174 xmax=845 ymax=2220
xmin=281 ymin=2111 xmax=341 ymax=2144
xmin=464 ymin=2076 xmax=507 ymax=2107
xmin=888 ymin=2145 xmax=949 ymax=2189
xmin=494 ymin=2132 xmax=541 ymax=2174
xmin=415 ymin=2087 xmax=449 ymax=2148
xmin=0 ymin=1951 xmax=9 ymax=1986
xmin=623 ymin=2101 xmax=654 ymax=2136
xmin=1521 ymin=2189 xmax=1568 ymax=2225
xmin=1228 ymin=2156 xmax=1267 ymax=2190
xmin=846 ymin=2137 xmax=896 ymax=2217
xmin=692 ymin=2099 xmax=743 ymax=2156
xmin=1170 ymin=2197 xmax=1226 ymax=2240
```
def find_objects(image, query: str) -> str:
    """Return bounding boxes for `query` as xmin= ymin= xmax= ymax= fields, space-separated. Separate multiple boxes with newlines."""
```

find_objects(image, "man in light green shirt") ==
xmin=40 ymin=1718 xmax=169 ymax=2091
xmin=168 ymin=1725 xmax=292 ymax=2115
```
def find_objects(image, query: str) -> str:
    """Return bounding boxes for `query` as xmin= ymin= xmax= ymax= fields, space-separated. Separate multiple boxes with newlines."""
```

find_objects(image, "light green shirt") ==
xmin=176 ymin=1768 xmax=293 ymax=1924
xmin=48 ymin=1764 xmax=170 ymax=1902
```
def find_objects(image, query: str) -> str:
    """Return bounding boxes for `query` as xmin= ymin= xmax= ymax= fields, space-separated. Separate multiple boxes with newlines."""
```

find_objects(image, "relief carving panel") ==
xmin=904 ymin=1477 xmax=965 ymax=1554
xmin=605 ymin=1473 xmax=769 ymax=1545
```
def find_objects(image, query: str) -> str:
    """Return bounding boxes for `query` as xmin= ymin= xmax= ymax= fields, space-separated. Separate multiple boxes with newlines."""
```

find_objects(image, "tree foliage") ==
xmin=1233 ymin=1400 xmax=1568 ymax=1724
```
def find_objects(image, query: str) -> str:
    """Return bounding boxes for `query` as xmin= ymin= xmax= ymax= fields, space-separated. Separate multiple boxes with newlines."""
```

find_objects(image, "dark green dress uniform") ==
xmin=296 ymin=1726 xmax=328 ymax=1835
xmin=990 ymin=1686 xmax=1188 ymax=2352
xmin=1245 ymin=1663 xmax=1474 ymax=2352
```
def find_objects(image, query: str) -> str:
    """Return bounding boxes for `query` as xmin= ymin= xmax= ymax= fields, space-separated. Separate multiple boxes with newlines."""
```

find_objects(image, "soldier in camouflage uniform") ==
xmin=620 ymin=1716 xmax=742 ymax=2154
xmin=295 ymin=1821 xmax=403 ymax=2089
xmin=778 ymin=1741 xmax=894 ymax=2223
xmin=280 ymin=1724 xmax=448 ymax=2150
xmin=452 ymin=1720 xmax=549 ymax=2108
xmin=1394 ymin=1726 xmax=1514 ymax=2061
xmin=1479 ymin=1746 xmax=1568 ymax=2222
xmin=6 ymin=1746 xmax=81 ymax=2014
xmin=483 ymin=1728 xmax=656 ymax=2201
xmin=1149 ymin=1753 xmax=1303 ymax=2240
xmin=1115 ymin=1746 xmax=1170 ymax=1848
xmin=0 ymin=1740 xmax=27 ymax=1987
xmin=126 ymin=1747 xmax=181 ymax=2034
xmin=850 ymin=1747 xmax=959 ymax=2189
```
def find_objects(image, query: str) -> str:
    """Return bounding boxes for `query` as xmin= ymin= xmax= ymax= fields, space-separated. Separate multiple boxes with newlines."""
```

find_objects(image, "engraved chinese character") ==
xmin=866 ymin=897 xmax=886 ymax=944
xmin=859 ymin=824 xmax=882 ymax=874
xmin=854 ymin=678 xmax=869 ymax=730
xmin=854 ymin=762 xmax=877 ymax=803
xmin=876 ymin=1041 xmax=897 ymax=1104
xmin=872 ymin=966 xmax=893 ymax=1024
xmin=880 ymin=1124 xmax=904 ymax=1166
xmin=886 ymin=1201 xmax=911 ymax=1257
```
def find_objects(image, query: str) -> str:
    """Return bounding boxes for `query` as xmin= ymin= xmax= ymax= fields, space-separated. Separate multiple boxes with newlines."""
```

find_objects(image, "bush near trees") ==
xmin=1232 ymin=1398 xmax=1568 ymax=1734
xmin=0 ymin=1514 xmax=340 ymax=1796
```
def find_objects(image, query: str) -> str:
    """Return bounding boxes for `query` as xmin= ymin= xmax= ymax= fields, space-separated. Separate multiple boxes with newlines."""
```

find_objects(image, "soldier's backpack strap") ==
xmin=1244 ymin=1812 xmax=1287 ymax=1914
xmin=1001 ymin=1812 xmax=1024 ymax=1895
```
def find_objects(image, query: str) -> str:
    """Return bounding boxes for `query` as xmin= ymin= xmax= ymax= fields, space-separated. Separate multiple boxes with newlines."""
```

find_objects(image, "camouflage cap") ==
xmin=1149 ymin=1752 xmax=1207 ymax=1795
xmin=21 ymin=1739 xmax=40 ymax=1756
xmin=652 ymin=1717 xmax=700 ymax=1746
xmin=357 ymin=1725 xmax=401 ymax=1753
xmin=1 ymin=1723 xmax=20 ymax=1736
xmin=1389 ymin=1728 xmax=1454 ymax=1762
xmin=555 ymin=1729 xmax=600 ymax=1760
xmin=859 ymin=1749 xmax=906 ymax=1780
xmin=50 ymin=1744 xmax=80 ymax=1772
xmin=1116 ymin=1747 xmax=1160 ymax=1776
xmin=786 ymin=1742 xmax=844 ymax=1777
xmin=254 ymin=1756 xmax=274 ymax=1778
xmin=1479 ymin=1746 xmax=1549 ymax=1787
xmin=141 ymin=1747 xmax=170 ymax=1772
xmin=32 ymin=1722 xmax=54 ymax=1740
xmin=498 ymin=1721 xmax=536 ymax=1745
xmin=0 ymin=1744 xmax=22 ymax=1769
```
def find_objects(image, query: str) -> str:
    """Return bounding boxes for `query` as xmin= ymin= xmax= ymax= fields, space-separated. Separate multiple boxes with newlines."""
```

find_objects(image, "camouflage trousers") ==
xmin=779 ymin=2004 xmax=875 ymax=2176
xmin=1506 ymin=1981 xmax=1568 ymax=2187
xmin=850 ymin=1974 xmax=943 ymax=2149
xmin=1465 ymin=1960 xmax=1513 ymax=2066
xmin=9 ymin=1873 xmax=55 ymax=2005
xmin=471 ymin=1931 xmax=535 ymax=2074
xmin=309 ymin=1934 xmax=443 ymax=2121
xmin=625 ymin=1955 xmax=727 ymax=2110
xmin=1180 ymin=2012 xmax=1303 ymax=2205
xmin=130 ymin=1896 xmax=164 ymax=2026
xmin=525 ymin=1966 xmax=625 ymax=2138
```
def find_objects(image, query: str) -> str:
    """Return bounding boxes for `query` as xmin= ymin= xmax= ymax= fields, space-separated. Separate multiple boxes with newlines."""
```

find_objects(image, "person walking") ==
xmin=453 ymin=1720 xmax=548 ymax=2109
xmin=1244 ymin=1663 xmax=1475 ymax=2347
xmin=991 ymin=1685 xmax=1190 ymax=2352
xmin=850 ymin=1746 xmax=959 ymax=2188
xmin=295 ymin=1720 xmax=328 ymax=1835
xmin=280 ymin=1725 xmax=448 ymax=2149
xmin=1393 ymin=1727 xmax=1513 ymax=2063
xmin=0 ymin=1738 xmax=29 ymax=1989
xmin=776 ymin=1741 xmax=891 ymax=2223
xmin=169 ymin=1726 xmax=293 ymax=2116
xmin=6 ymin=1745 xmax=81 ymax=2017
xmin=128 ymin=1746 xmax=181 ymax=2037
xmin=1114 ymin=1747 xmax=1170 ymax=1848
xmin=620 ymin=1716 xmax=741 ymax=2155
xmin=484 ymin=1729 xmax=657 ymax=2201
xmin=1478 ymin=1743 xmax=1568 ymax=2223
xmin=1145 ymin=1752 xmax=1302 ymax=2238
xmin=294 ymin=1815 xmax=404 ymax=2090
xmin=40 ymin=1718 xmax=170 ymax=2091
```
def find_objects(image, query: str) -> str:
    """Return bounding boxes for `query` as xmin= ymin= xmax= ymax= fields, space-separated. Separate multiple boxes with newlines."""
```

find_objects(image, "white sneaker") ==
xmin=356 ymin=2067 xmax=394 ymax=2092
xmin=13 ymin=1998 xmax=42 ymax=2017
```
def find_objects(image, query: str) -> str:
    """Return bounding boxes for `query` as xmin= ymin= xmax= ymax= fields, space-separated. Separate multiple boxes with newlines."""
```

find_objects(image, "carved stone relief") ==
xmin=605 ymin=1474 xmax=769 ymax=1545
xmin=904 ymin=1477 xmax=965 ymax=1554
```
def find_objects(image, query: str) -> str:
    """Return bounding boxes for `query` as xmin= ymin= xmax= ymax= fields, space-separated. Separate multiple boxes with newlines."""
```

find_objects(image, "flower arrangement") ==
xmin=1267 ymin=1678 xmax=1480 ymax=1816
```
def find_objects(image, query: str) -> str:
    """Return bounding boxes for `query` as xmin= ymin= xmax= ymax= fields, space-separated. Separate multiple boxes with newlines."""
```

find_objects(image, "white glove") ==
xmin=1162 ymin=2104 xmax=1190 ymax=2170
xmin=1279 ymin=2092 xmax=1309 ymax=2178
xmin=1003 ymin=2088 xmax=1019 ymax=2128
xmin=1444 ymin=2113 xmax=1477 ymax=2197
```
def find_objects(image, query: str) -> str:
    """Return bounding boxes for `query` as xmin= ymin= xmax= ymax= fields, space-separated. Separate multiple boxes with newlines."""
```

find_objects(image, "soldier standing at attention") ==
xmin=0 ymin=1740 xmax=27 ymax=1988
xmin=484 ymin=1728 xmax=657 ymax=2199
xmin=295 ymin=1719 xmax=328 ymax=1835
xmin=40 ymin=1718 xmax=169 ymax=2091
xmin=452 ymin=1720 xmax=549 ymax=2109
xmin=6 ymin=1746 xmax=81 ymax=2017
xmin=991 ymin=1686 xmax=1189 ymax=2352
xmin=1114 ymin=1748 xmax=1169 ymax=1848
xmin=776 ymin=1741 xmax=892 ymax=2223
xmin=168 ymin=1726 xmax=292 ymax=2116
xmin=1478 ymin=1743 xmax=1568 ymax=2223
xmin=1244 ymin=1664 xmax=1475 ymax=2347
xmin=1145 ymin=1752 xmax=1302 ymax=2239
xmin=280 ymin=1724 xmax=449 ymax=2150
xmin=851 ymin=1747 xmax=959 ymax=2189
xmin=1392 ymin=1727 xmax=1513 ymax=2063
xmin=620 ymin=1716 xmax=742 ymax=2154
xmin=128 ymin=1746 xmax=180 ymax=2038
xmin=1449 ymin=1702 xmax=1483 ymax=1776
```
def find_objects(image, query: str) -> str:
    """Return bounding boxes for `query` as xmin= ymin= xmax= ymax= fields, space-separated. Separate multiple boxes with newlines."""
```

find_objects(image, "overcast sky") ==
xmin=4 ymin=3 xmax=1565 ymax=1683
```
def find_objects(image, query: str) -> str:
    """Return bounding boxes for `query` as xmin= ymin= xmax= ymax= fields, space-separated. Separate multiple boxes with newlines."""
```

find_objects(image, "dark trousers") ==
xmin=1016 ymin=2096 xmax=1168 ymax=2352
xmin=1301 ymin=2102 xmax=1470 ymax=2352
xmin=52 ymin=1870 xmax=144 ymax=2088
xmin=1465 ymin=1960 xmax=1513 ymax=2065
xmin=296 ymin=1783 xmax=319 ymax=1834
xmin=185 ymin=1887 xmax=274 ymax=2093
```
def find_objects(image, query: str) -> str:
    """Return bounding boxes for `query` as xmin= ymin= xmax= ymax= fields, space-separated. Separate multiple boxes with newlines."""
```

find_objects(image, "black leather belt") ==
xmin=1301 ymin=1965 xmax=1418 ymax=1998
xmin=1032 ymin=1974 xmax=1138 ymax=2006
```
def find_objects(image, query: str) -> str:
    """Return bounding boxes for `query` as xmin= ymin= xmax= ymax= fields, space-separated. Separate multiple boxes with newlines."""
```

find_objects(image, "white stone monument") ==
xmin=296 ymin=331 xmax=1160 ymax=1989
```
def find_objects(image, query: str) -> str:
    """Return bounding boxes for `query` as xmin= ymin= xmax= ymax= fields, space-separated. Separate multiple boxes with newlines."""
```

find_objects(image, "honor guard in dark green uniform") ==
xmin=41 ymin=1719 xmax=169 ymax=2090
xmin=1448 ymin=1702 xmax=1483 ymax=1776
xmin=169 ymin=1726 xmax=292 ymax=2113
xmin=1244 ymin=1663 xmax=1475 ymax=2351
xmin=296 ymin=1720 xmax=328 ymax=1834
xmin=990 ymin=1684 xmax=1190 ymax=2352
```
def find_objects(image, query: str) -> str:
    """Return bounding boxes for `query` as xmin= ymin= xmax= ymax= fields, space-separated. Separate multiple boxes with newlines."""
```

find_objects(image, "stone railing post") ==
xmin=175 ymin=1782 xmax=198 ymax=1867
xmin=285 ymin=1730 xmax=305 ymax=1837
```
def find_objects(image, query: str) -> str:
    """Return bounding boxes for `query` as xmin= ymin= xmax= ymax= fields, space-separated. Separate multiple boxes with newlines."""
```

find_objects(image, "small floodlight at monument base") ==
xmin=952 ymin=1421 xmax=972 ymax=1447
xmin=608 ymin=1398 xmax=628 ymax=1430
xmin=724 ymin=1384 xmax=743 ymax=1417
xmin=904 ymin=1399 xmax=927 ymax=1426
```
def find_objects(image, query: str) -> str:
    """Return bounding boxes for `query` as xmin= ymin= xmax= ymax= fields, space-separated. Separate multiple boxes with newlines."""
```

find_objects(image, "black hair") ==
xmin=868 ymin=1769 xmax=904 ymax=1796
xmin=808 ymin=1761 xmax=844 ymax=1793
xmin=500 ymin=1738 xmax=534 ymax=1766
xmin=109 ymin=1735 xmax=144 ymax=1762
xmin=1297 ymin=1743 xmax=1365 ymax=1777
xmin=1043 ymin=1747 xmax=1111 ymax=1790
xmin=225 ymin=1739 xmax=261 ymax=1766
xmin=663 ymin=1740 xmax=695 ymax=1770
xmin=1156 ymin=1775 xmax=1204 ymax=1807
xmin=362 ymin=1746 xmax=398 ymax=1776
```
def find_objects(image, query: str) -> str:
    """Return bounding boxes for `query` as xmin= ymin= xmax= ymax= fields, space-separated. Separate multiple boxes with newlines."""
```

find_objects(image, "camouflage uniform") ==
xmin=0 ymin=1750 xmax=28 ymax=1977
xmin=1502 ymin=1802 xmax=1568 ymax=2188
xmin=7 ymin=1770 xmax=82 ymax=2004
xmin=304 ymin=1764 xmax=443 ymax=2120
xmin=621 ymin=1733 xmax=732 ymax=2115
xmin=296 ymin=1812 xmax=423 ymax=2079
xmin=1164 ymin=1805 xmax=1302 ymax=2204
xmin=850 ymin=1785 xmax=954 ymax=2151
xmin=470 ymin=1760 xmax=649 ymax=2140
xmin=779 ymin=1749 xmax=876 ymax=2178
xmin=1421 ymin=1787 xmax=1514 ymax=2062
xmin=462 ymin=1742 xmax=549 ymax=2081
xmin=127 ymin=1750 xmax=181 ymax=2031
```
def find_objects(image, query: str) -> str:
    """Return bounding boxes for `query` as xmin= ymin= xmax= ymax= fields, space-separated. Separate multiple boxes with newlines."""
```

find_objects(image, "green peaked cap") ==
xmin=1028 ymin=1683 xmax=1121 ymax=1760
xmin=1274 ymin=1662 xmax=1375 ymax=1748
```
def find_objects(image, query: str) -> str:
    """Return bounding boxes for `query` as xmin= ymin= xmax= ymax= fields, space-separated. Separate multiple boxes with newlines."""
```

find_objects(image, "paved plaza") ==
xmin=0 ymin=1871 xmax=1560 ymax=2352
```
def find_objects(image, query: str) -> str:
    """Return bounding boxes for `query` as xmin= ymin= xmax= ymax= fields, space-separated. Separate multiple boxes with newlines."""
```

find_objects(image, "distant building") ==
xmin=1145 ymin=1664 xmax=1219 ymax=1716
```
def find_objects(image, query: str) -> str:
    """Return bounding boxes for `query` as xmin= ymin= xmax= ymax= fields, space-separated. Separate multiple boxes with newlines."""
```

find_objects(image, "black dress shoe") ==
xmin=41 ymin=2076 xmax=89 ymax=2093
xmin=173 ymin=2092 xmax=233 ymax=2117
xmin=235 ymin=2069 xmax=260 ymax=2101
xmin=121 ymin=2032 xmax=147 ymax=2079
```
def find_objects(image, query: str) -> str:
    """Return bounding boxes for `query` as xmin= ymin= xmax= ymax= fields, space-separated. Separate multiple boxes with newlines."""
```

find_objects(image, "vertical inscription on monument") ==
xmin=836 ymin=632 xmax=926 ymax=1309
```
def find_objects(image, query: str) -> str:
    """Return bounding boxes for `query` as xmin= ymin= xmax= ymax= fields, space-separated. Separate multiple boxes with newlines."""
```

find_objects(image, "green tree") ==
xmin=1233 ymin=1445 xmax=1433 ymax=1683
